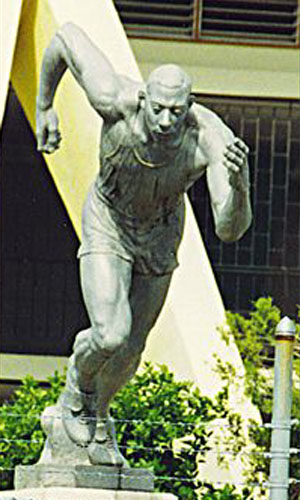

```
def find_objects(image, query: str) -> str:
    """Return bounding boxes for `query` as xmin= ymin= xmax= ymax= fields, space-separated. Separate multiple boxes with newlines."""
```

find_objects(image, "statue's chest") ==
xmin=100 ymin=121 xmax=202 ymax=182
xmin=102 ymin=124 xmax=189 ymax=187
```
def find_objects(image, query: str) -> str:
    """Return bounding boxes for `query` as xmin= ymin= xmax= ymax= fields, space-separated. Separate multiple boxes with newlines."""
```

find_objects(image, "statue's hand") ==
xmin=36 ymin=106 xmax=62 ymax=154
xmin=223 ymin=138 xmax=250 ymax=192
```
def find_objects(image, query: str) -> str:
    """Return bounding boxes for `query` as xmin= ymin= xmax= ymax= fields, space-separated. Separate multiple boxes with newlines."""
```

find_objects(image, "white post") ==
xmin=269 ymin=316 xmax=296 ymax=500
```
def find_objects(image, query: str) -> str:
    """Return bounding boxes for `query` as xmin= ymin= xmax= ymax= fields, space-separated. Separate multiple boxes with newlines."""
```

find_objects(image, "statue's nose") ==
xmin=159 ymin=109 xmax=172 ymax=131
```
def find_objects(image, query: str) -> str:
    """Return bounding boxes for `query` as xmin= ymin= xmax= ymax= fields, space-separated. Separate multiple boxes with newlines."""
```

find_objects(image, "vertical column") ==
xmin=269 ymin=316 xmax=296 ymax=500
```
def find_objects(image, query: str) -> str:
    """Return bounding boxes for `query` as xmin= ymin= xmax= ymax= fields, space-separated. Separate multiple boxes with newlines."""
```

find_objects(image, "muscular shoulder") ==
xmin=190 ymin=103 xmax=234 ymax=162
xmin=190 ymin=103 xmax=233 ymax=142
xmin=88 ymin=76 xmax=141 ymax=123
xmin=116 ymin=77 xmax=143 ymax=118
xmin=57 ymin=23 xmax=141 ymax=122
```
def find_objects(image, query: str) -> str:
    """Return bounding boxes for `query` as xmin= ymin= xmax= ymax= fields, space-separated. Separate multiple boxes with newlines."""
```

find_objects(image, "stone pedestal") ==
xmin=6 ymin=405 xmax=174 ymax=500
xmin=14 ymin=464 xmax=154 ymax=491
xmin=0 ymin=487 xmax=178 ymax=499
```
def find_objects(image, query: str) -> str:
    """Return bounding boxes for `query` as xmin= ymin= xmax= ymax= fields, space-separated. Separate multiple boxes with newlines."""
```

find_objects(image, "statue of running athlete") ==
xmin=36 ymin=23 xmax=252 ymax=467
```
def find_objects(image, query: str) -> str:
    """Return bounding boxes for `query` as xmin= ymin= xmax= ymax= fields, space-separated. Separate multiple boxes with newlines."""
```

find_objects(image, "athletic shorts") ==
xmin=77 ymin=183 xmax=185 ymax=276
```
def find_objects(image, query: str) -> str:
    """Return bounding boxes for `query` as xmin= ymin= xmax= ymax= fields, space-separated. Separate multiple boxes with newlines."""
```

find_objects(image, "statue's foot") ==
xmin=88 ymin=417 xmax=128 ymax=467
xmin=62 ymin=406 xmax=96 ymax=446
xmin=60 ymin=388 xmax=96 ymax=447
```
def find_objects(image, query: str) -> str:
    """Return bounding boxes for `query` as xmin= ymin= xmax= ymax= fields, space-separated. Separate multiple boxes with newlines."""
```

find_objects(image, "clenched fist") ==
xmin=36 ymin=106 xmax=62 ymax=154
xmin=223 ymin=137 xmax=250 ymax=192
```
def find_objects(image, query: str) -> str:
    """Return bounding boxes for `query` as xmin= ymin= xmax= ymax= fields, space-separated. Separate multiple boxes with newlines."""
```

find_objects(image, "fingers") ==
xmin=36 ymin=129 xmax=47 ymax=152
xmin=223 ymin=158 xmax=240 ymax=173
xmin=45 ymin=128 xmax=62 ymax=153
xmin=223 ymin=137 xmax=249 ymax=173
xmin=227 ymin=138 xmax=249 ymax=157
xmin=233 ymin=137 xmax=249 ymax=155
xmin=36 ymin=108 xmax=61 ymax=154
xmin=37 ymin=128 xmax=61 ymax=153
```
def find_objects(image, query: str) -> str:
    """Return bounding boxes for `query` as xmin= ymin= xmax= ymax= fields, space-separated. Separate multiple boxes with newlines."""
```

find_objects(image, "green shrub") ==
xmin=0 ymin=372 xmax=65 ymax=490
xmin=0 ymin=362 xmax=246 ymax=499
xmin=201 ymin=484 xmax=251 ymax=500
xmin=111 ymin=362 xmax=215 ymax=498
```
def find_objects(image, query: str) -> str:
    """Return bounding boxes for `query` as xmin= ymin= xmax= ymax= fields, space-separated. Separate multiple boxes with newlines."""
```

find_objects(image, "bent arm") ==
xmin=199 ymin=108 xmax=252 ymax=242
xmin=37 ymin=22 xmax=121 ymax=119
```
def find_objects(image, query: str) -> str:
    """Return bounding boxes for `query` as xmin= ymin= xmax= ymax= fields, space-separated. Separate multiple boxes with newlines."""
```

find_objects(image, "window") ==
xmin=189 ymin=95 xmax=300 ymax=316
xmin=114 ymin=0 xmax=300 ymax=46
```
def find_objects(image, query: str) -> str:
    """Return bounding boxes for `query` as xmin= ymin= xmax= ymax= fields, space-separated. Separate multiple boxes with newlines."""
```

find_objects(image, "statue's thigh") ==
xmin=128 ymin=271 xmax=172 ymax=350
xmin=79 ymin=253 xmax=133 ymax=327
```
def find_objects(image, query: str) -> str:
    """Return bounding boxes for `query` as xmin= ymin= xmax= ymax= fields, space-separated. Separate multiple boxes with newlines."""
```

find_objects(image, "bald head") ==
xmin=138 ymin=64 xmax=193 ymax=146
xmin=146 ymin=64 xmax=192 ymax=95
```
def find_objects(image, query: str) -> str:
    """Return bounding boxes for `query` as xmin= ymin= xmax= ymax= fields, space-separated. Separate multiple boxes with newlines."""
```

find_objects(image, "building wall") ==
xmin=129 ymin=39 xmax=299 ymax=98
xmin=191 ymin=95 xmax=299 ymax=315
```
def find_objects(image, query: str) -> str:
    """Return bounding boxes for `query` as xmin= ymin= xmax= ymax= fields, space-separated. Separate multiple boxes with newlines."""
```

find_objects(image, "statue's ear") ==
xmin=189 ymin=94 xmax=195 ymax=108
xmin=138 ymin=90 xmax=146 ymax=109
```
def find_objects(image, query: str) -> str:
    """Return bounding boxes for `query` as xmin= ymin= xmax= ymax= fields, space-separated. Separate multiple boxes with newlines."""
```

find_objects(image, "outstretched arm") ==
xmin=198 ymin=107 xmax=252 ymax=242
xmin=36 ymin=23 xmax=122 ymax=153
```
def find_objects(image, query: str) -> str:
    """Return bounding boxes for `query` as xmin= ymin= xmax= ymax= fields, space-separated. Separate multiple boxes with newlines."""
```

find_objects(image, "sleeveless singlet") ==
xmin=78 ymin=113 xmax=202 ymax=275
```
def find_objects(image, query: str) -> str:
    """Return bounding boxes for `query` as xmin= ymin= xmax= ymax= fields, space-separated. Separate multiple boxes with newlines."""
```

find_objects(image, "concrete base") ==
xmin=15 ymin=464 xmax=154 ymax=492
xmin=0 ymin=487 xmax=178 ymax=499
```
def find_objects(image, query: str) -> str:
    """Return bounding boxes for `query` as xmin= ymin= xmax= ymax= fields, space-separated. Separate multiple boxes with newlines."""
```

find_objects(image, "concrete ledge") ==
xmin=15 ymin=465 xmax=154 ymax=492
xmin=0 ymin=487 xmax=178 ymax=500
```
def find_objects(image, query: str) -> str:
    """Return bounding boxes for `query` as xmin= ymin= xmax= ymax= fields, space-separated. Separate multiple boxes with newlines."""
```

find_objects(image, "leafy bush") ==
xmin=0 ymin=372 xmax=64 ymax=490
xmin=201 ymin=484 xmax=251 ymax=500
xmin=218 ymin=297 xmax=300 ymax=500
xmin=111 ymin=362 xmax=215 ymax=499
xmin=0 ymin=362 xmax=246 ymax=499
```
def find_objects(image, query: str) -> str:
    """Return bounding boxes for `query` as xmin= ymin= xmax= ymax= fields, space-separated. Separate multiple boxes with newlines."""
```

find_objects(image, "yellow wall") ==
xmin=130 ymin=39 xmax=300 ymax=99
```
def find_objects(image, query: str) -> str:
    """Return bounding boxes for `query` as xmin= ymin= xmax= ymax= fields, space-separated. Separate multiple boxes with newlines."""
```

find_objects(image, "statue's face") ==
xmin=141 ymin=82 xmax=191 ymax=145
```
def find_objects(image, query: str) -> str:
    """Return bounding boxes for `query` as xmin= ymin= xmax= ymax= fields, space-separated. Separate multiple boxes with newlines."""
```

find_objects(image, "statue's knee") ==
xmin=73 ymin=329 xmax=90 ymax=352
xmin=91 ymin=322 xmax=130 ymax=354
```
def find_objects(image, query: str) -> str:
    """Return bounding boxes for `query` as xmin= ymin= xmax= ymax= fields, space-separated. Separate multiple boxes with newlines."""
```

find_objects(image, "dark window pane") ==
xmin=290 ymin=140 xmax=300 ymax=172
xmin=270 ymin=219 xmax=284 ymax=249
xmin=287 ymin=204 xmax=300 ymax=235
xmin=286 ymin=236 xmax=299 ymax=267
xmin=273 ymin=156 xmax=287 ymax=187
xmin=288 ymin=276 xmax=300 ymax=314
xmin=272 ymin=187 xmax=286 ymax=218
xmin=291 ymin=118 xmax=299 ymax=141
xmin=222 ymin=243 xmax=236 ymax=265
xmin=256 ymin=170 xmax=271 ymax=201
xmin=259 ymin=117 xmax=272 ymax=138
xmin=220 ymin=273 xmax=238 ymax=310
xmin=269 ymin=250 xmax=283 ymax=267
xmin=254 ymin=234 xmax=268 ymax=265
xmin=244 ymin=120 xmax=257 ymax=150
xmin=254 ymin=275 xmax=269 ymax=298
xmin=254 ymin=202 xmax=269 ymax=232
xmin=239 ymin=275 xmax=254 ymax=310
xmin=274 ymin=121 xmax=288 ymax=153
xmin=258 ymin=139 xmax=272 ymax=169
xmin=237 ymin=249 xmax=251 ymax=266
xmin=208 ymin=245 xmax=220 ymax=263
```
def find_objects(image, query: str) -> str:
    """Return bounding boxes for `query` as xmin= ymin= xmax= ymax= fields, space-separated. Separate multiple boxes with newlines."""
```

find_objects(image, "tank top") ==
xmin=94 ymin=112 xmax=200 ymax=225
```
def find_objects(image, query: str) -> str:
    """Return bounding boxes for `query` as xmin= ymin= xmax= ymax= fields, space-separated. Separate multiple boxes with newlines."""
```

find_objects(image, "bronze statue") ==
xmin=36 ymin=23 xmax=252 ymax=467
